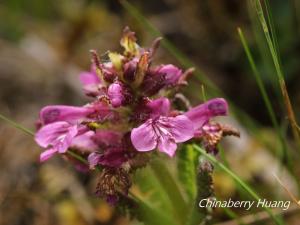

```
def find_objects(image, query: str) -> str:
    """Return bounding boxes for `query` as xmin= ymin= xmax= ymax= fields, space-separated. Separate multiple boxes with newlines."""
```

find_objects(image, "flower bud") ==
xmin=108 ymin=82 xmax=124 ymax=107
xmin=108 ymin=82 xmax=132 ymax=108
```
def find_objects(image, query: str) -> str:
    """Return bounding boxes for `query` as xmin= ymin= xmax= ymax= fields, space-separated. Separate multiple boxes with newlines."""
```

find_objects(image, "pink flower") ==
xmin=130 ymin=98 xmax=228 ymax=157
xmin=131 ymin=98 xmax=194 ymax=157
xmin=35 ymin=122 xmax=78 ymax=162
xmin=131 ymin=115 xmax=194 ymax=157
xmin=35 ymin=122 xmax=98 ymax=162
xmin=184 ymin=98 xmax=228 ymax=131
xmin=155 ymin=64 xmax=182 ymax=86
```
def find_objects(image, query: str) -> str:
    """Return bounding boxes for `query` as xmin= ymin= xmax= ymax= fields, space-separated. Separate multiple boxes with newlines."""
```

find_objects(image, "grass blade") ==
xmin=0 ymin=113 xmax=34 ymax=136
xmin=237 ymin=27 xmax=289 ymax=164
xmin=252 ymin=0 xmax=300 ymax=147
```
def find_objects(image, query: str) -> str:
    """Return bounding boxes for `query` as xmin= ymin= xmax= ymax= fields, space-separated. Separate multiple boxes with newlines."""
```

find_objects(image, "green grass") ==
xmin=238 ymin=28 xmax=289 ymax=165
xmin=252 ymin=0 xmax=300 ymax=147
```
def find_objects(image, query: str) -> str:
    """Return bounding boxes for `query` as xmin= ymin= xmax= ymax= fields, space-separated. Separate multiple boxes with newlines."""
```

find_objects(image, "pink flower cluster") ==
xmin=34 ymin=27 xmax=233 ymax=202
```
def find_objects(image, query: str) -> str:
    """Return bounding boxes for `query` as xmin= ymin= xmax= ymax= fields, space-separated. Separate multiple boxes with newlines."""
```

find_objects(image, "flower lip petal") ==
xmin=131 ymin=120 xmax=157 ymax=152
xmin=54 ymin=124 xmax=78 ymax=153
xmin=157 ymin=135 xmax=177 ymax=157
xmin=35 ymin=121 xmax=70 ymax=148
xmin=35 ymin=121 xmax=78 ymax=154
xmin=162 ymin=115 xmax=194 ymax=143
xmin=40 ymin=148 xmax=57 ymax=162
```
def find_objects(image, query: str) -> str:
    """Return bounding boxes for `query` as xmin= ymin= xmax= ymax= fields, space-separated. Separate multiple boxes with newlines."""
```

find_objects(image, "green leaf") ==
xmin=177 ymin=144 xmax=199 ymax=203
xmin=132 ymin=195 xmax=177 ymax=225
xmin=132 ymin=166 xmax=177 ymax=225
xmin=150 ymin=158 xmax=189 ymax=224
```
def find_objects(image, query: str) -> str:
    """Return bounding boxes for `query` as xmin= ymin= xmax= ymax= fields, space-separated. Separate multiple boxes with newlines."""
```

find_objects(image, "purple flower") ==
xmin=130 ymin=98 xmax=228 ymax=157
xmin=155 ymin=64 xmax=182 ymax=86
xmin=33 ymin=27 xmax=238 ymax=205
xmin=35 ymin=122 xmax=78 ymax=162
xmin=131 ymin=98 xmax=194 ymax=157
xmin=131 ymin=115 xmax=194 ymax=157
xmin=35 ymin=121 xmax=98 ymax=162
xmin=184 ymin=98 xmax=228 ymax=131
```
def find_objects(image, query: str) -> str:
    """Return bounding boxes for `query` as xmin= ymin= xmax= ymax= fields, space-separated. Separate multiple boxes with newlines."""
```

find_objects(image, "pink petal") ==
xmin=56 ymin=125 xmax=78 ymax=153
xmin=146 ymin=97 xmax=171 ymax=117
xmin=39 ymin=105 xmax=93 ymax=125
xmin=35 ymin=121 xmax=70 ymax=148
xmin=157 ymin=135 xmax=177 ymax=157
xmin=80 ymin=71 xmax=102 ymax=96
xmin=184 ymin=98 xmax=228 ymax=130
xmin=166 ymin=115 xmax=194 ymax=142
xmin=35 ymin=122 xmax=78 ymax=153
xmin=131 ymin=120 xmax=157 ymax=152
xmin=52 ymin=125 xmax=78 ymax=153
xmin=79 ymin=71 xmax=100 ymax=86
xmin=40 ymin=148 xmax=57 ymax=162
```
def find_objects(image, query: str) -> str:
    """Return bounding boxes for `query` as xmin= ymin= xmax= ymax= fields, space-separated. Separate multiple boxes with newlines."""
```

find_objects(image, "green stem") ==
xmin=0 ymin=113 xmax=34 ymax=136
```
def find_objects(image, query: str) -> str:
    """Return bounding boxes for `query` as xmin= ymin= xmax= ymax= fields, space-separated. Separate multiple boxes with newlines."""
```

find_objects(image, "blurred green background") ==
xmin=1 ymin=0 xmax=300 ymax=224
